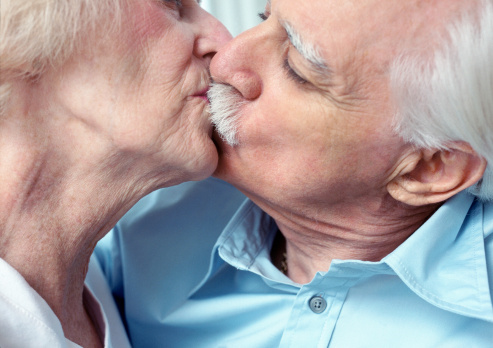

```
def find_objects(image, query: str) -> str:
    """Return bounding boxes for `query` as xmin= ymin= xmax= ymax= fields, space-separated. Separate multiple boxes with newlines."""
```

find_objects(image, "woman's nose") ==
xmin=193 ymin=9 xmax=233 ymax=61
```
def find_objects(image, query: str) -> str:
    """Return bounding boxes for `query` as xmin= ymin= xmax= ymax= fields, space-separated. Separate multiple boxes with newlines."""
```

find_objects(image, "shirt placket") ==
xmin=278 ymin=275 xmax=357 ymax=348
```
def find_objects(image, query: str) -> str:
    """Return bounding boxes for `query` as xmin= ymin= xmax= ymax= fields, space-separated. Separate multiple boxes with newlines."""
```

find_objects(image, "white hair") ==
xmin=0 ymin=0 xmax=124 ymax=116
xmin=391 ymin=0 xmax=493 ymax=200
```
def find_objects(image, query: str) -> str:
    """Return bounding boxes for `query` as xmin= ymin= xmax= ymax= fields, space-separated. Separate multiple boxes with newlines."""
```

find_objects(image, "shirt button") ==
xmin=309 ymin=296 xmax=327 ymax=314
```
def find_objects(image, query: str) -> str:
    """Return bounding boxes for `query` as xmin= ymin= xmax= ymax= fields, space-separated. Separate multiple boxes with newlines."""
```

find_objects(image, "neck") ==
xmin=261 ymin=195 xmax=439 ymax=284
xmin=0 ymin=150 xmax=135 ymax=347
xmin=0 ymin=87 xmax=157 ymax=346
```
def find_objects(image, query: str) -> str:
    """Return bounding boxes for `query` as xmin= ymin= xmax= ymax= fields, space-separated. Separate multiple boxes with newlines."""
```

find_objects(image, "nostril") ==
xmin=232 ymin=71 xmax=262 ymax=100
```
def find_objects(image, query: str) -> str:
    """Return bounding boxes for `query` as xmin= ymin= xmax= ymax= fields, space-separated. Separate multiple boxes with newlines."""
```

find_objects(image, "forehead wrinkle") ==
xmin=281 ymin=20 xmax=331 ymax=77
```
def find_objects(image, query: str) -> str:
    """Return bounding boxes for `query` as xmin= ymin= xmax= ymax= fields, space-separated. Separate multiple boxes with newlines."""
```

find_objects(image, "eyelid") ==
xmin=162 ymin=0 xmax=183 ymax=10
xmin=283 ymin=58 xmax=307 ymax=84
xmin=258 ymin=2 xmax=271 ymax=21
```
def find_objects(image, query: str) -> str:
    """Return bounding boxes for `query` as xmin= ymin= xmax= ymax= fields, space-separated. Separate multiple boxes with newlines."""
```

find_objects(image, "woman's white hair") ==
xmin=0 ymin=0 xmax=124 ymax=115
xmin=391 ymin=0 xmax=493 ymax=200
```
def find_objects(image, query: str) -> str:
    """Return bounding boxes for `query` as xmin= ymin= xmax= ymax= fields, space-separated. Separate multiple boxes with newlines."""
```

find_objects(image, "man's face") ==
xmin=208 ymin=0 xmax=450 ymax=214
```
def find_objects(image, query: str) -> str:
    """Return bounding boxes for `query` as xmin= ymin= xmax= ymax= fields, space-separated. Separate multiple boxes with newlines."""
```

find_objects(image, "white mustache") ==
xmin=208 ymin=83 xmax=244 ymax=146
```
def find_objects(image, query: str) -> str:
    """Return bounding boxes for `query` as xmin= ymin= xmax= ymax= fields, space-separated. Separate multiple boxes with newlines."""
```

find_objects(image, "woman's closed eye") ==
xmin=258 ymin=12 xmax=269 ymax=21
xmin=161 ymin=0 xmax=183 ymax=14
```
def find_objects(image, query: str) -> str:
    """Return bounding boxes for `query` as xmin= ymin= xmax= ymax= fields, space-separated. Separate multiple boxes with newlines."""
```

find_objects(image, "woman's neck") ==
xmin=0 ymin=116 xmax=144 ymax=348
xmin=0 ymin=149 xmax=129 ymax=347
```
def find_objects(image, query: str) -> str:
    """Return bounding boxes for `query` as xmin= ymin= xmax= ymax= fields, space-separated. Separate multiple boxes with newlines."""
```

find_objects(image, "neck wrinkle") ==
xmin=261 ymin=195 xmax=439 ymax=284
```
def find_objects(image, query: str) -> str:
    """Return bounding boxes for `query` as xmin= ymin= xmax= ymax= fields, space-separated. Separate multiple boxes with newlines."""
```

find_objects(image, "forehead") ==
xmin=274 ymin=0 xmax=463 ymax=70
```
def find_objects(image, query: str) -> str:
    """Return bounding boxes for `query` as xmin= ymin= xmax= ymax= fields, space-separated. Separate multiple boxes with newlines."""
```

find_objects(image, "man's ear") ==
xmin=387 ymin=142 xmax=487 ymax=206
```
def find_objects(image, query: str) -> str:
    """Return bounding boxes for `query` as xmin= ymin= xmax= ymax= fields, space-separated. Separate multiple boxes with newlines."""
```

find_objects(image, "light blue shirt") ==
xmin=96 ymin=178 xmax=493 ymax=347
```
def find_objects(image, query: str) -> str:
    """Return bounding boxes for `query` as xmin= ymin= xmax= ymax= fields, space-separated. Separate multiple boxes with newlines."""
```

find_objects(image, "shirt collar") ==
xmin=209 ymin=192 xmax=493 ymax=321
xmin=216 ymin=200 xmax=274 ymax=270
xmin=197 ymin=200 xmax=299 ymax=292
xmin=0 ymin=258 xmax=82 ymax=347
xmin=384 ymin=191 xmax=493 ymax=322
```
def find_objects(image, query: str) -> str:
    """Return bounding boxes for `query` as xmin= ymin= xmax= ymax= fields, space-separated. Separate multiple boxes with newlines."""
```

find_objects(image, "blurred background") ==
xmin=201 ymin=0 xmax=267 ymax=37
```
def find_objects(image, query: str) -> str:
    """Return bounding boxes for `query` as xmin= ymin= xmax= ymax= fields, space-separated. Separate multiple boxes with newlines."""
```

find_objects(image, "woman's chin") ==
xmin=177 ymin=137 xmax=219 ymax=183
xmin=192 ymin=139 xmax=220 ymax=181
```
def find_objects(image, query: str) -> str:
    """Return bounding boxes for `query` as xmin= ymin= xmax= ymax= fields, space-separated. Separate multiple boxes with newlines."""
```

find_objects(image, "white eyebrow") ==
xmin=282 ymin=20 xmax=330 ymax=75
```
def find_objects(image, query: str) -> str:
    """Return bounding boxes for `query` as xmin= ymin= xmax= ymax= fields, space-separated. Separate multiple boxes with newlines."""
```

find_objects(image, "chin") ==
xmin=189 ymin=138 xmax=219 ymax=182
xmin=211 ymin=149 xmax=232 ymax=181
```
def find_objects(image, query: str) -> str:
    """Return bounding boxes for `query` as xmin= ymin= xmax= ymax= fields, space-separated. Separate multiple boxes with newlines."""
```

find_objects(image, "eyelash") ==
xmin=258 ymin=12 xmax=268 ymax=21
xmin=164 ymin=0 xmax=182 ymax=5
xmin=283 ymin=58 xmax=307 ymax=84
xmin=162 ymin=0 xmax=183 ymax=14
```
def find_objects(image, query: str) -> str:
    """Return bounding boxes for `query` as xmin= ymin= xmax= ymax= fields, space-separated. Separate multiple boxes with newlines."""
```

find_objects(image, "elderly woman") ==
xmin=0 ymin=0 xmax=230 ymax=347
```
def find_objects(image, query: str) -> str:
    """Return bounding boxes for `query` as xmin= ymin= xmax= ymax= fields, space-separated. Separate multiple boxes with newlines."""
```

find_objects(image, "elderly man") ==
xmin=96 ymin=0 xmax=493 ymax=346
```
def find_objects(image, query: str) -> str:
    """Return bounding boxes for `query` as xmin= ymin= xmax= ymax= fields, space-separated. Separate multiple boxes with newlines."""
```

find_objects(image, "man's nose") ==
xmin=210 ymin=26 xmax=264 ymax=101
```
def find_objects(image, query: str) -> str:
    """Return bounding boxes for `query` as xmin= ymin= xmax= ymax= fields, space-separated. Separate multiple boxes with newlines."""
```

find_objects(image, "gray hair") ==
xmin=391 ymin=0 xmax=493 ymax=200
xmin=0 ymin=0 xmax=124 ymax=115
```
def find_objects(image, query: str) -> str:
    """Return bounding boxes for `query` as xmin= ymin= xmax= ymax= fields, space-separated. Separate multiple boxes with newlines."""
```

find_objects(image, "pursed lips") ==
xmin=192 ymin=87 xmax=209 ymax=101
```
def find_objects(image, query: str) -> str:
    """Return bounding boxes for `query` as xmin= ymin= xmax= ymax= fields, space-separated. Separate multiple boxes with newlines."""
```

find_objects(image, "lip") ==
xmin=192 ymin=87 xmax=209 ymax=102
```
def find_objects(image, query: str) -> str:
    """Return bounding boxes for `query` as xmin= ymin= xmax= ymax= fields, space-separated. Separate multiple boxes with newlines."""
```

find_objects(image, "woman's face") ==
xmin=53 ymin=0 xmax=232 ymax=184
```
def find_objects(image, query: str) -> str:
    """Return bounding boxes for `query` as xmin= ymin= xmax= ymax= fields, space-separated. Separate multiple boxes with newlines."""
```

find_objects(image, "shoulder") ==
xmin=483 ymin=200 xmax=493 ymax=257
xmin=481 ymin=200 xmax=493 ymax=304
xmin=95 ymin=178 xmax=247 ymax=317
xmin=117 ymin=177 xmax=246 ymax=233
xmin=111 ymin=177 xmax=247 ymax=277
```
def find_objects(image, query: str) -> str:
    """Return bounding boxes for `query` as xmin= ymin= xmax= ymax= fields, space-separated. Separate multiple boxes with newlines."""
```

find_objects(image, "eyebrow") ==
xmin=281 ymin=19 xmax=332 ymax=77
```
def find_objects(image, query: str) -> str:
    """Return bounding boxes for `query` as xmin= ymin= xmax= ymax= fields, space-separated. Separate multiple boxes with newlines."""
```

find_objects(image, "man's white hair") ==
xmin=391 ymin=0 xmax=493 ymax=200
xmin=0 ymin=0 xmax=124 ymax=115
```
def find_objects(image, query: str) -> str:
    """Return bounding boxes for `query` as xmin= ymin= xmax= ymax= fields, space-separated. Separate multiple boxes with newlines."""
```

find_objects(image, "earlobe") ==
xmin=387 ymin=142 xmax=487 ymax=206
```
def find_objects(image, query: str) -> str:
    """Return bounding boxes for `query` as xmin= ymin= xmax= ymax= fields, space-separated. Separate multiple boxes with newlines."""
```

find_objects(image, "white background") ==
xmin=201 ymin=0 xmax=267 ymax=37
